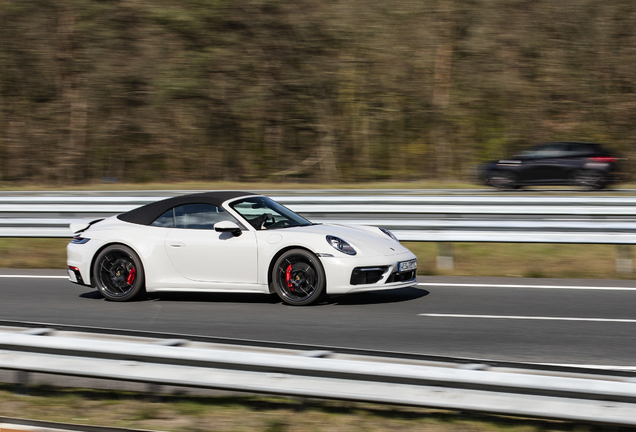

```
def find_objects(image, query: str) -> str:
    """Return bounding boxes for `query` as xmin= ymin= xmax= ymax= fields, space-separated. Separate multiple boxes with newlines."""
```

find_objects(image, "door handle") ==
xmin=169 ymin=242 xmax=185 ymax=248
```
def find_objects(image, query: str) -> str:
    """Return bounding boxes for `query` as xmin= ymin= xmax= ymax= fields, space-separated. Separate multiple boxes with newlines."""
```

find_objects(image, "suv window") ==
xmin=518 ymin=143 xmax=566 ymax=159
xmin=151 ymin=204 xmax=240 ymax=229
xmin=564 ymin=143 xmax=592 ymax=157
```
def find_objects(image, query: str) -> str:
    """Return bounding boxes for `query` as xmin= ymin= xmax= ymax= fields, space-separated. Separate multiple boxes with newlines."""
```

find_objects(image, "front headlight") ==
xmin=326 ymin=235 xmax=356 ymax=255
xmin=379 ymin=227 xmax=399 ymax=242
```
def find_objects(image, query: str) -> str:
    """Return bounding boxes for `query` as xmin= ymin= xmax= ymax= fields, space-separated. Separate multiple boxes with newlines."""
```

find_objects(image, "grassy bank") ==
xmin=1 ymin=238 xmax=633 ymax=280
xmin=0 ymin=385 xmax=592 ymax=432
xmin=406 ymin=242 xmax=634 ymax=280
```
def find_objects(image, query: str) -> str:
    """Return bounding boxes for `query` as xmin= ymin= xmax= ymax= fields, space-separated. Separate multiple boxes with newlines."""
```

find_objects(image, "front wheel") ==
xmin=272 ymin=249 xmax=326 ymax=306
xmin=487 ymin=171 xmax=519 ymax=189
xmin=93 ymin=245 xmax=146 ymax=301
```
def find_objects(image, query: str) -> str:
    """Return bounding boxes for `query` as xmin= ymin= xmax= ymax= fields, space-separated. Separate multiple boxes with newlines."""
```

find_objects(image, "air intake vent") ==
xmin=350 ymin=266 xmax=389 ymax=285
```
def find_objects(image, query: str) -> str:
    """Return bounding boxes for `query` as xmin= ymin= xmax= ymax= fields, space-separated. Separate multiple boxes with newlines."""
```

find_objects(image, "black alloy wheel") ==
xmin=272 ymin=249 xmax=325 ymax=306
xmin=93 ymin=245 xmax=145 ymax=301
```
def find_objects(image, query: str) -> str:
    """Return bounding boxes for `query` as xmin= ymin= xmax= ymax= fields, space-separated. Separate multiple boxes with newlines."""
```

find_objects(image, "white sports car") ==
xmin=67 ymin=191 xmax=418 ymax=305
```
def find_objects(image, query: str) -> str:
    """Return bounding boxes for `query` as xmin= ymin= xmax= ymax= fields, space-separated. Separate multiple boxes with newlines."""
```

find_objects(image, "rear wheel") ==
xmin=573 ymin=170 xmax=605 ymax=190
xmin=93 ymin=245 xmax=145 ymax=301
xmin=272 ymin=249 xmax=325 ymax=306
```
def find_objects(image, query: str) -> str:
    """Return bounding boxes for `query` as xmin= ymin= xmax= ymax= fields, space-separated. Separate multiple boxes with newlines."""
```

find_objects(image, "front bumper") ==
xmin=320 ymin=251 xmax=419 ymax=295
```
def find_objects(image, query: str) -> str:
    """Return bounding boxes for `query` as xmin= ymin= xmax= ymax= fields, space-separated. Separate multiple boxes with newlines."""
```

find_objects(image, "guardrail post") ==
xmin=15 ymin=370 xmax=29 ymax=395
xmin=616 ymin=245 xmax=633 ymax=273
xmin=437 ymin=242 xmax=454 ymax=271
xmin=147 ymin=383 xmax=162 ymax=401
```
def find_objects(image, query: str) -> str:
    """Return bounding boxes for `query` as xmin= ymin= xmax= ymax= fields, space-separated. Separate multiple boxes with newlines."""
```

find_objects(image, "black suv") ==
xmin=480 ymin=142 xmax=622 ymax=189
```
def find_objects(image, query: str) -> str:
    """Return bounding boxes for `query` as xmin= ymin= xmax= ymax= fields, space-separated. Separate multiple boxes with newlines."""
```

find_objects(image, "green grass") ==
xmin=0 ymin=385 xmax=601 ymax=432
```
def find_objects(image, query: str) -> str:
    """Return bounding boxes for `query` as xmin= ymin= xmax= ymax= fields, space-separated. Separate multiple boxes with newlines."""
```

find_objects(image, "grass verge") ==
xmin=405 ymin=242 xmax=635 ymax=280
xmin=0 ymin=238 xmax=69 ymax=269
xmin=0 ymin=384 xmax=596 ymax=432
xmin=1 ymin=238 xmax=633 ymax=280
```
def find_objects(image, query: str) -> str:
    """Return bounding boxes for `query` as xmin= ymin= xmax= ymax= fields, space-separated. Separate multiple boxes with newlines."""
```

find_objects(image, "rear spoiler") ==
xmin=70 ymin=218 xmax=104 ymax=235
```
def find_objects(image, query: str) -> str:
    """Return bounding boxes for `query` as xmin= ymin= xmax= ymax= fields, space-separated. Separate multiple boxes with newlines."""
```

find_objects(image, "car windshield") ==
xmin=230 ymin=196 xmax=312 ymax=230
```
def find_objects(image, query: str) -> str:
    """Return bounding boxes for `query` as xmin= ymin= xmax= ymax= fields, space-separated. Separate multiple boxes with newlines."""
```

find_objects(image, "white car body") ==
xmin=67 ymin=192 xmax=418 ymax=304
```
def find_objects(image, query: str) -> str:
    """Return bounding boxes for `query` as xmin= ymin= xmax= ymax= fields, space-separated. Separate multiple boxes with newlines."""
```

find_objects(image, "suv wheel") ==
xmin=488 ymin=171 xmax=519 ymax=189
xmin=573 ymin=170 xmax=605 ymax=190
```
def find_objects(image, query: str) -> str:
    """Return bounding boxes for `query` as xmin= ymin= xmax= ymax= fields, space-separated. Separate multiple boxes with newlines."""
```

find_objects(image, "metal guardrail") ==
xmin=0 ymin=327 xmax=635 ymax=426
xmin=2 ymin=192 xmax=636 ymax=243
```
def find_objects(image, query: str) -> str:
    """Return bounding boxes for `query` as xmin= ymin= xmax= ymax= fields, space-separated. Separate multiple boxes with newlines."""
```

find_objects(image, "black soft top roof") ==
xmin=117 ymin=191 xmax=256 ymax=226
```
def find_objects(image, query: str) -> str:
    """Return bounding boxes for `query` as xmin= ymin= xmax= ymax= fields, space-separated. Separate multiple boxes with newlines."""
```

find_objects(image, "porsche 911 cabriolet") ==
xmin=67 ymin=191 xmax=418 ymax=305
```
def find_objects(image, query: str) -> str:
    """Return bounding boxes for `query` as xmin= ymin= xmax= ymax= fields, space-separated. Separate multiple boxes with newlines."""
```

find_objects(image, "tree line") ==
xmin=1 ymin=0 xmax=635 ymax=185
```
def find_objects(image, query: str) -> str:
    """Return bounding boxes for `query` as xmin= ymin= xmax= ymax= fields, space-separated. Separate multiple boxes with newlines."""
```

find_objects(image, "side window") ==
xmin=562 ymin=144 xmax=591 ymax=157
xmin=536 ymin=144 xmax=564 ymax=158
xmin=563 ymin=144 xmax=580 ymax=156
xmin=174 ymin=203 xmax=238 ymax=230
xmin=574 ymin=144 xmax=594 ymax=156
xmin=521 ymin=145 xmax=551 ymax=159
xmin=151 ymin=209 xmax=174 ymax=227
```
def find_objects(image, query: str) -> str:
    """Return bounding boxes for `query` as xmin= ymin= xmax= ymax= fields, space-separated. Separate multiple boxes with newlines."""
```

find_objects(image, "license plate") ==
xmin=398 ymin=259 xmax=417 ymax=272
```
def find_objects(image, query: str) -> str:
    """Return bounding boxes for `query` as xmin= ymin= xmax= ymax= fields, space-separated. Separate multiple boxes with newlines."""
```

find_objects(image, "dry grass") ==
xmin=0 ymin=238 xmax=69 ymax=269
xmin=0 ymin=385 xmax=583 ymax=432
xmin=406 ymin=242 xmax=634 ymax=280
xmin=1 ymin=238 xmax=633 ymax=280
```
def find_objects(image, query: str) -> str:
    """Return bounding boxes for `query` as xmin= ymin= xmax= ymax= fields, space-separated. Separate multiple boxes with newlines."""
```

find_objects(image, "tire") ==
xmin=487 ymin=171 xmax=519 ymax=189
xmin=573 ymin=170 xmax=605 ymax=190
xmin=272 ymin=249 xmax=326 ymax=306
xmin=93 ymin=244 xmax=146 ymax=301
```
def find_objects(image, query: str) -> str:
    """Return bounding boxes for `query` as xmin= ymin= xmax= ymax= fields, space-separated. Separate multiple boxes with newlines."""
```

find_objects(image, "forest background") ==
xmin=1 ymin=0 xmax=635 ymax=186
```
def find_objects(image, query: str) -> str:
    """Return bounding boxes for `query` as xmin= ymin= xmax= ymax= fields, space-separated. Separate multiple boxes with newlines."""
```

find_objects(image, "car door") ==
xmin=515 ymin=144 xmax=548 ymax=183
xmin=538 ymin=143 xmax=568 ymax=182
xmin=519 ymin=143 xmax=564 ymax=183
xmin=163 ymin=203 xmax=258 ymax=284
xmin=555 ymin=143 xmax=586 ymax=181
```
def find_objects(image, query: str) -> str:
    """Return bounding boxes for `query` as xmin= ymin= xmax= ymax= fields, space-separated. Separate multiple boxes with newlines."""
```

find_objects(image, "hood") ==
xmin=278 ymin=223 xmax=411 ymax=257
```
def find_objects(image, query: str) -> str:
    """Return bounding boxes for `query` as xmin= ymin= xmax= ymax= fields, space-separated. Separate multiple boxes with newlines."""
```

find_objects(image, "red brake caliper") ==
xmin=285 ymin=264 xmax=293 ymax=290
xmin=127 ymin=267 xmax=136 ymax=285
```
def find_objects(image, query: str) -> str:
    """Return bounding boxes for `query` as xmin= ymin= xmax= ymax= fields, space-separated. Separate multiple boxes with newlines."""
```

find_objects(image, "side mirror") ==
xmin=214 ymin=220 xmax=242 ymax=237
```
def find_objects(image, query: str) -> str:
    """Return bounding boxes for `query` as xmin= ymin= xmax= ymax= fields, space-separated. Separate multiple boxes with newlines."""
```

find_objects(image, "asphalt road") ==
xmin=1 ymin=269 xmax=636 ymax=367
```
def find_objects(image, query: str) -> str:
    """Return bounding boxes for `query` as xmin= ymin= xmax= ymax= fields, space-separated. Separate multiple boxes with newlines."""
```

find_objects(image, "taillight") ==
xmin=590 ymin=156 xmax=617 ymax=163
